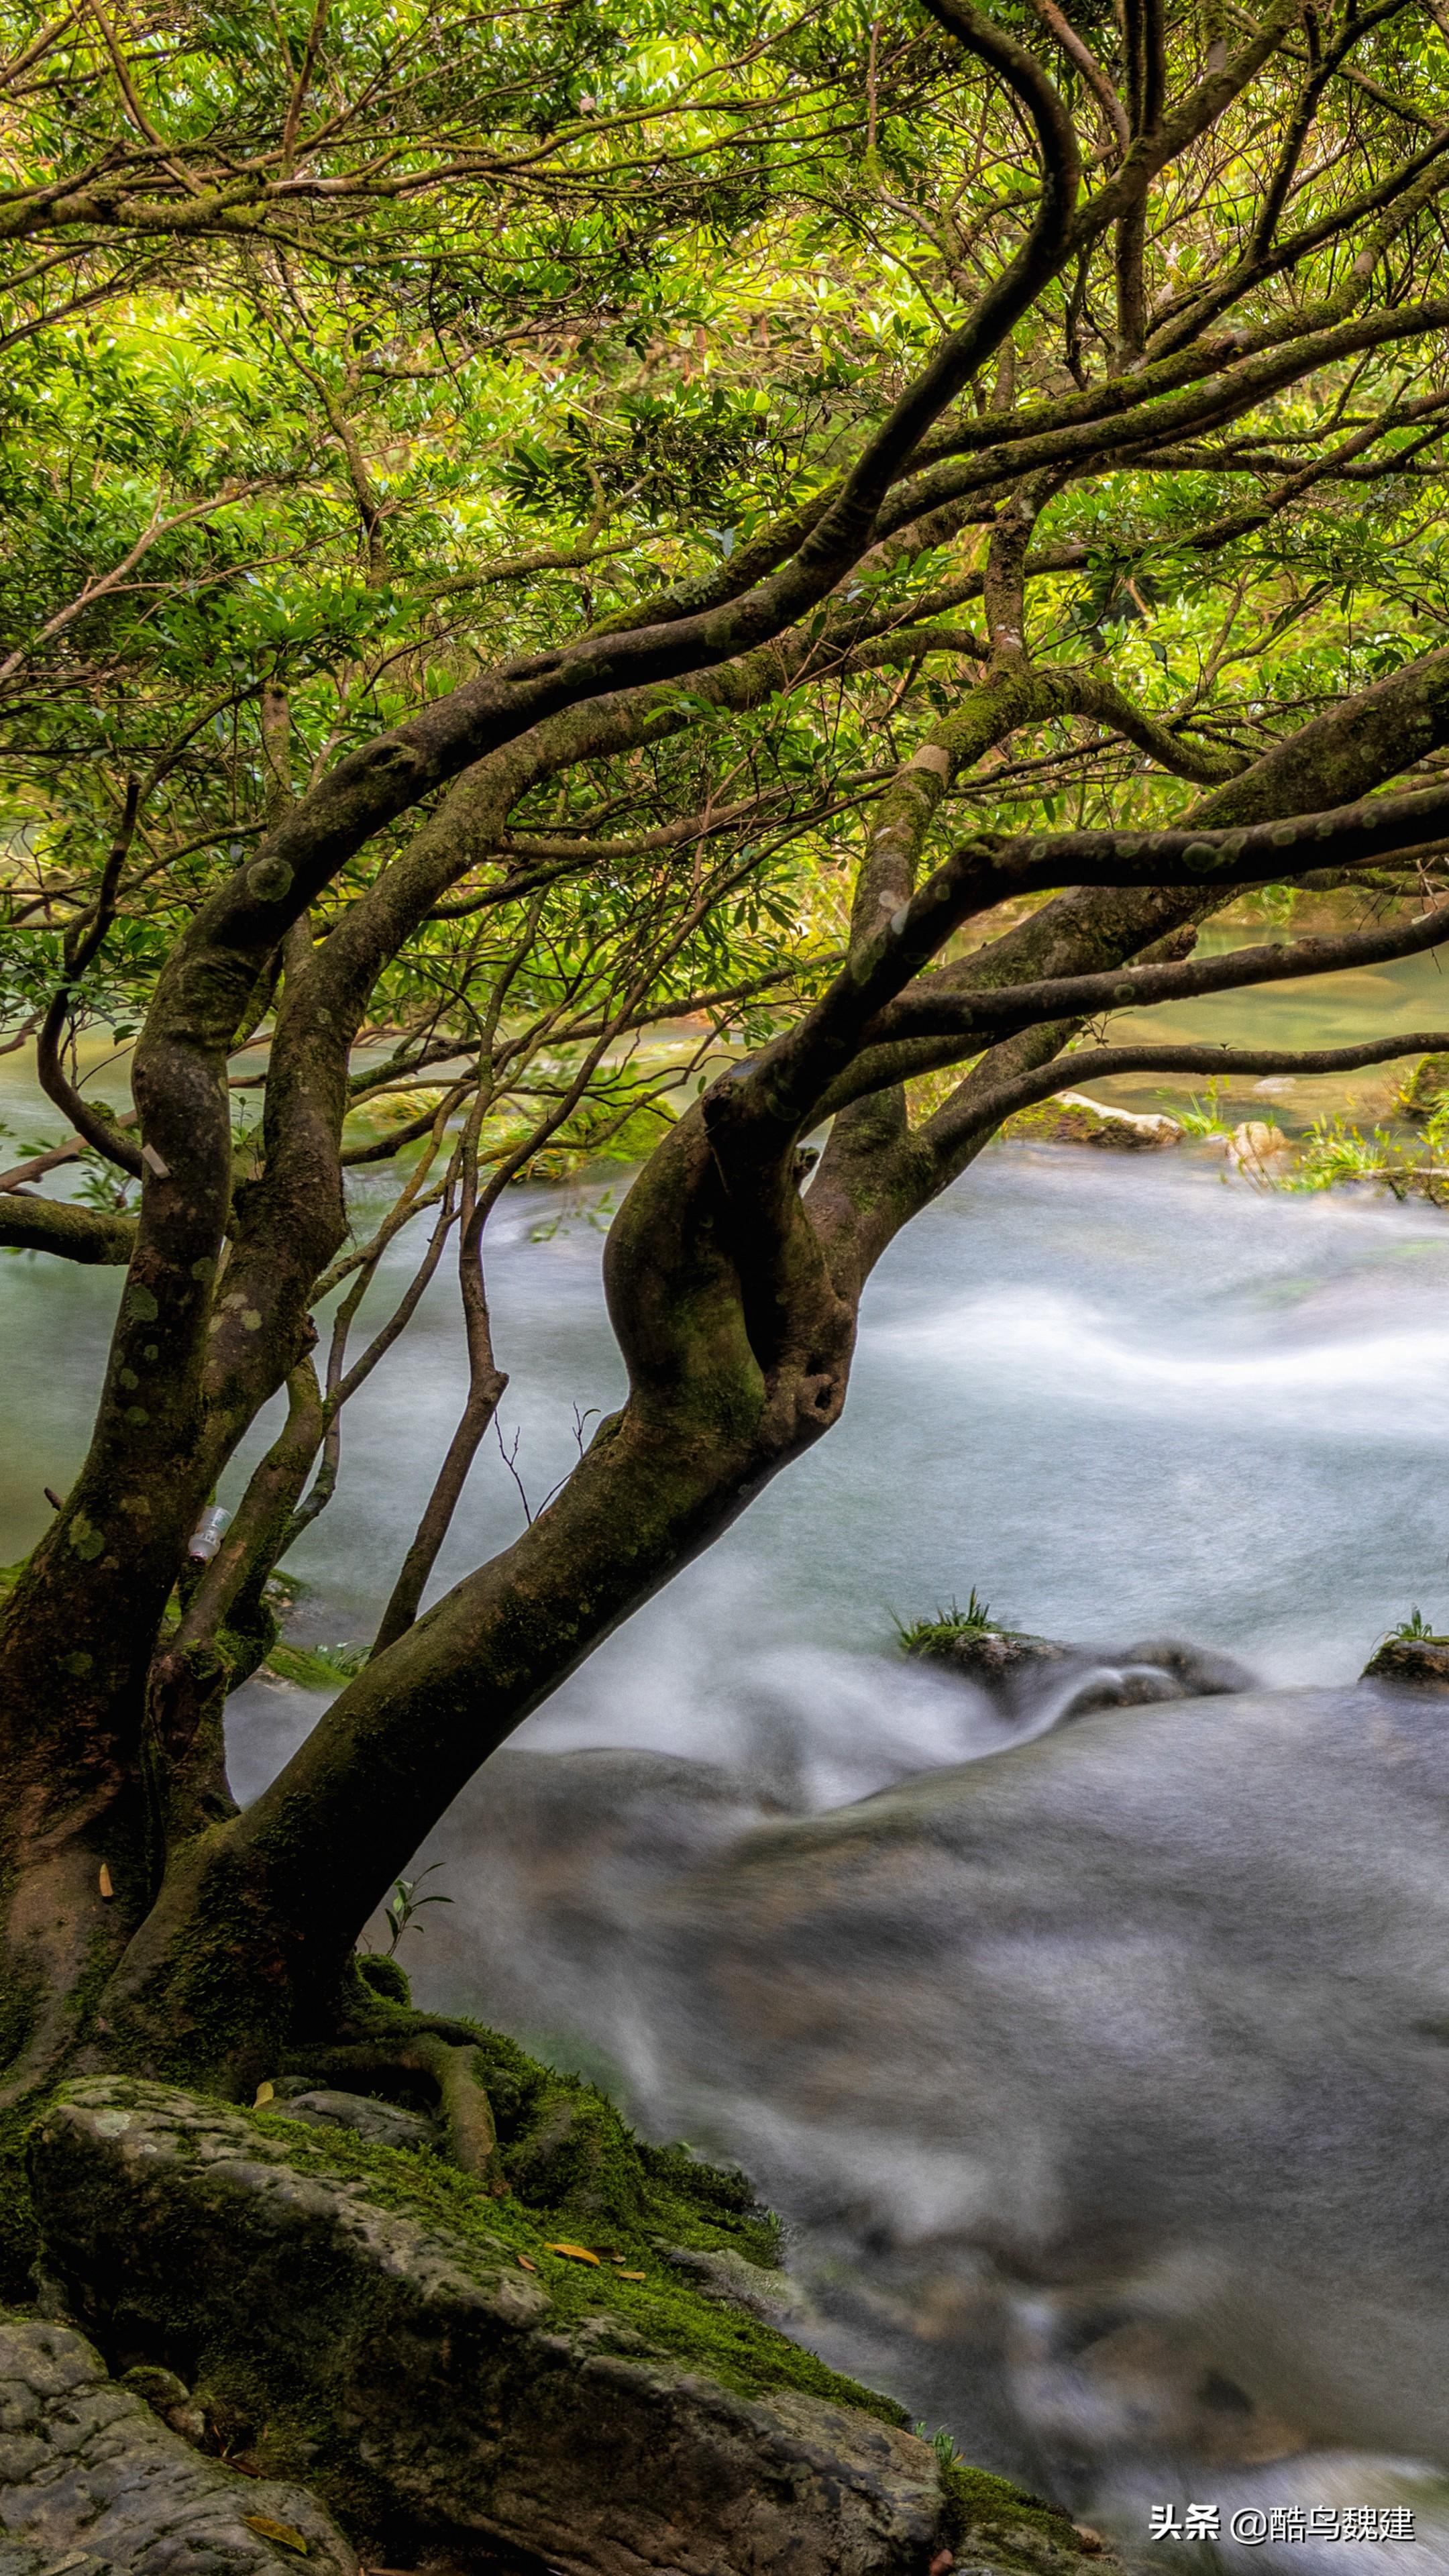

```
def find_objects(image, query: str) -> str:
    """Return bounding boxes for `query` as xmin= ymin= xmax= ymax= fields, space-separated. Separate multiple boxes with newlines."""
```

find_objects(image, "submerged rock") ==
xmin=635 ymin=1682 xmax=1449 ymax=2509
xmin=0 ymin=2315 xmax=354 ymax=2576
xmin=905 ymin=1622 xmax=1255 ymax=1717
xmin=28 ymin=2078 xmax=963 ymax=2576
xmin=1115 ymin=1636 xmax=1258 ymax=1697
xmin=909 ymin=1627 xmax=1072 ymax=1693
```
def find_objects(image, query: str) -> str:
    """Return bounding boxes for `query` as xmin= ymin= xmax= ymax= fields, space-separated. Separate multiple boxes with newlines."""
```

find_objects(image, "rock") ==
xmin=116 ymin=2364 xmax=207 ymax=2446
xmin=1004 ymin=1093 xmax=1181 ymax=1152
xmin=0 ymin=2315 xmax=355 ymax=2576
xmin=1226 ymin=1120 xmax=1292 ymax=1178
xmin=29 ymin=2080 xmax=955 ymax=2576
xmin=1053 ymin=1668 xmax=1183 ymax=1721
xmin=907 ymin=1627 xmax=1256 ymax=1718
xmin=1117 ymin=1638 xmax=1258 ymax=1697
xmin=911 ymin=1629 xmax=1071 ymax=1693
xmin=0 ymin=2544 xmax=69 ymax=2576
xmin=270 ymin=2090 xmax=435 ymax=2155
xmin=1361 ymin=1635 xmax=1449 ymax=1690
xmin=657 ymin=2244 xmax=818 ymax=2330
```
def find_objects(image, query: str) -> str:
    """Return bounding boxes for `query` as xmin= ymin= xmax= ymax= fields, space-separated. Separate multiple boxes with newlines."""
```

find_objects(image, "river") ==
xmin=6 ymin=1025 xmax=1449 ymax=2568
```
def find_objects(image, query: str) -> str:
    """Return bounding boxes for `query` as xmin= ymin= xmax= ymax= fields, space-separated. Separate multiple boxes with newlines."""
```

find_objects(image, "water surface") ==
xmin=7 ymin=1050 xmax=1449 ymax=2563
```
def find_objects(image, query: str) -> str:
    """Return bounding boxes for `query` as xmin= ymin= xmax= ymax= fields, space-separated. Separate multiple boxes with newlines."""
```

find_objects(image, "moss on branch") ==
xmin=0 ymin=1196 xmax=137 ymax=1264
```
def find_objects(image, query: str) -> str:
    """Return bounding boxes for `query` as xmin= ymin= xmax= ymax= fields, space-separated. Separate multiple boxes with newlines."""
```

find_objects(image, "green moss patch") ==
xmin=241 ymin=2065 xmax=902 ymax=2425
xmin=261 ymin=1640 xmax=365 ymax=1691
xmin=941 ymin=2463 xmax=1103 ymax=2568
xmin=0 ymin=2096 xmax=46 ymax=2299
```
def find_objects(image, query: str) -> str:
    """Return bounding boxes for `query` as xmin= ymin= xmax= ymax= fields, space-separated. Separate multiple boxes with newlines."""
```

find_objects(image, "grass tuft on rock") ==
xmin=896 ymin=1590 xmax=1005 ymax=1654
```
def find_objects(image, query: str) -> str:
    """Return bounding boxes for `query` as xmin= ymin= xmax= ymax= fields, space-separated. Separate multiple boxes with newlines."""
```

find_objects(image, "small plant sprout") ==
xmin=1389 ymin=1608 xmax=1448 ymax=1644
xmin=383 ymin=1862 xmax=453 ymax=1955
xmin=313 ymin=1642 xmax=366 ymax=1676
xmin=914 ymin=2422 xmax=965 ymax=2471
xmin=1281 ymin=1111 xmax=1449 ymax=1205
xmin=1177 ymin=1079 xmax=1235 ymax=1141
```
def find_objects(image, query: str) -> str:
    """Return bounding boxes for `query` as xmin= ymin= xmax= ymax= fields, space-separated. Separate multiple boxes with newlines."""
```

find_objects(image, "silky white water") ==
xmin=7 ymin=1140 xmax=1449 ymax=2565
xmin=215 ymin=1141 xmax=1449 ymax=1727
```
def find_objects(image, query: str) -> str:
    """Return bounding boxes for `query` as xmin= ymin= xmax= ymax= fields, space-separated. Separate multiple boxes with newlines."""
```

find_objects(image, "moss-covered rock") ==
xmin=29 ymin=2078 xmax=949 ymax=2575
xmin=1002 ymin=1093 xmax=1181 ymax=1151
xmin=902 ymin=1611 xmax=1253 ymax=1714
xmin=938 ymin=2464 xmax=1113 ymax=2572
xmin=0 ymin=2097 xmax=50 ymax=2306
xmin=0 ymin=2312 xmax=355 ymax=2576
xmin=903 ymin=1617 xmax=1071 ymax=1693
xmin=260 ymin=1640 xmax=364 ymax=1692
xmin=1362 ymin=1635 xmax=1449 ymax=1690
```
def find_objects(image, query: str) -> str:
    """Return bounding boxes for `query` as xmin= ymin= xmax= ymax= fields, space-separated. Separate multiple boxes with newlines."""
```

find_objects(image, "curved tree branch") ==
xmin=930 ymin=1029 xmax=1449 ymax=1155
xmin=857 ymin=896 xmax=1449 ymax=1061
xmin=0 ymin=1193 xmax=137 ymax=1263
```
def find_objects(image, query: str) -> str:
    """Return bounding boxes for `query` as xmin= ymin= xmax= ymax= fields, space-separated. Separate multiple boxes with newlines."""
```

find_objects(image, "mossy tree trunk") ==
xmin=7 ymin=635 xmax=1449 ymax=2113
xmin=9 ymin=0 xmax=1449 ymax=2123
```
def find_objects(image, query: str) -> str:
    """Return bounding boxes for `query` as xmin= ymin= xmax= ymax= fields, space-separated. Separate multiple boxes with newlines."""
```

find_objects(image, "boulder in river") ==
xmin=24 ymin=2078 xmax=1108 ymax=2576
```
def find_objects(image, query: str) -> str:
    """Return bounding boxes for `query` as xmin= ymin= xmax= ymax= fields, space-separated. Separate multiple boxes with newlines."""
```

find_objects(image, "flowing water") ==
xmin=7 ymin=1012 xmax=1449 ymax=2563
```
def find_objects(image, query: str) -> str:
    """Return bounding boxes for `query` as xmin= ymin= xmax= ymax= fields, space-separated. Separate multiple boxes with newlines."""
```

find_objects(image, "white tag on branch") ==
xmin=141 ymin=1143 xmax=170 ymax=1178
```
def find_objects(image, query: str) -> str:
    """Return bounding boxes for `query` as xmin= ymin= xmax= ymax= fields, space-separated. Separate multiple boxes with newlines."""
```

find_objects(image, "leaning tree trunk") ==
xmin=8 ymin=616 xmax=1449 ymax=2186
xmin=0 ymin=1080 xmax=856 ymax=2140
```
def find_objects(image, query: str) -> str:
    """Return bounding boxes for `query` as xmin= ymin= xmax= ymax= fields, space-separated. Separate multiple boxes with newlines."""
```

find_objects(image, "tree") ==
xmin=5 ymin=0 xmax=1449 ymax=2180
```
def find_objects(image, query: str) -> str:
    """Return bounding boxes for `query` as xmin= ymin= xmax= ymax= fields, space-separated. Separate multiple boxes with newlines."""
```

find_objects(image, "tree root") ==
xmin=278 ymin=2029 xmax=508 ymax=2195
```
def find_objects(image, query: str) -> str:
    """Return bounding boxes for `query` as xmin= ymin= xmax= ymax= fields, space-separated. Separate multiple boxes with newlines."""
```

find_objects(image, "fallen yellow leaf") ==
xmin=243 ymin=2515 xmax=309 ymax=2555
xmin=545 ymin=2241 xmax=600 ymax=2265
xmin=618 ymin=2269 xmax=647 ymax=2280
xmin=516 ymin=2255 xmax=537 ymax=2272
xmin=97 ymin=1864 xmax=113 ymax=1899
xmin=253 ymin=2081 xmax=275 ymax=2106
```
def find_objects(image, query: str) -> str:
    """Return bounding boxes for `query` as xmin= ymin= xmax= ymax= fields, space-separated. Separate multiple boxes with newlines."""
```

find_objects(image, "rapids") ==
xmin=7 ymin=1124 xmax=1449 ymax=2566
